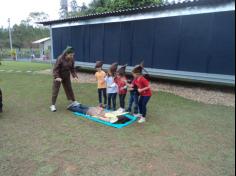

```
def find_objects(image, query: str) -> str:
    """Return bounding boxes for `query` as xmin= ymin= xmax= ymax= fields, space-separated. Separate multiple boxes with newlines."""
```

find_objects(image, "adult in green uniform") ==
xmin=50 ymin=46 xmax=80 ymax=112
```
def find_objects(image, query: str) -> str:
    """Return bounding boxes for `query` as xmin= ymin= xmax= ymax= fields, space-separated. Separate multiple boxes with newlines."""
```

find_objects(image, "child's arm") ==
xmin=107 ymin=77 xmax=117 ymax=88
xmin=109 ymin=82 xmax=117 ymax=88
xmin=104 ymin=75 xmax=108 ymax=81
xmin=138 ymin=78 xmax=151 ymax=93
xmin=95 ymin=73 xmax=98 ymax=81
xmin=122 ymin=79 xmax=128 ymax=90
xmin=128 ymin=87 xmax=134 ymax=91
xmin=121 ymin=84 xmax=128 ymax=90
xmin=127 ymin=80 xmax=135 ymax=91
xmin=138 ymin=86 xmax=151 ymax=93
xmin=101 ymin=73 xmax=106 ymax=84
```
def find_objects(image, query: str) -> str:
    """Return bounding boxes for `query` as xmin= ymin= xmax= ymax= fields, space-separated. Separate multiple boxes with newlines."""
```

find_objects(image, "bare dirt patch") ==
xmin=151 ymin=82 xmax=235 ymax=107
xmin=35 ymin=69 xmax=52 ymax=75
xmin=37 ymin=69 xmax=235 ymax=107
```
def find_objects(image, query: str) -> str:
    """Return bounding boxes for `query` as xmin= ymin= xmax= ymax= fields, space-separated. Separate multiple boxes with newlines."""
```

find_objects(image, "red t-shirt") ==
xmin=115 ymin=77 xmax=127 ymax=95
xmin=134 ymin=76 xmax=152 ymax=97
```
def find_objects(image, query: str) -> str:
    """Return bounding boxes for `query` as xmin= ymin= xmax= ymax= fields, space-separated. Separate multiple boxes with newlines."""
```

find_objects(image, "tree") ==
xmin=27 ymin=12 xmax=49 ymax=26
xmin=0 ymin=28 xmax=9 ymax=49
xmin=68 ymin=0 xmax=79 ymax=17
xmin=87 ymin=0 xmax=110 ymax=13
xmin=59 ymin=0 xmax=69 ymax=19
xmin=85 ymin=0 xmax=163 ymax=14
xmin=80 ymin=2 xmax=88 ymax=13
xmin=12 ymin=23 xmax=49 ymax=48
xmin=0 ymin=22 xmax=49 ymax=49
xmin=64 ymin=0 xmax=163 ymax=18
xmin=70 ymin=0 xmax=79 ymax=12
xmin=131 ymin=0 xmax=163 ymax=7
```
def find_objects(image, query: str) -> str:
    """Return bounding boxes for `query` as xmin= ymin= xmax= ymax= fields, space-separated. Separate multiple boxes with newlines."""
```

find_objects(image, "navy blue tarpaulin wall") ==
xmin=52 ymin=11 xmax=235 ymax=76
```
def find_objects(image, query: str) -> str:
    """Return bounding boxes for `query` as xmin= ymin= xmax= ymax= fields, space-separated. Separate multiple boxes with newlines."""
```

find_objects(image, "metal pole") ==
xmin=8 ymin=18 xmax=13 ymax=50
xmin=50 ymin=26 xmax=54 ymax=67
xmin=8 ymin=18 xmax=16 ymax=61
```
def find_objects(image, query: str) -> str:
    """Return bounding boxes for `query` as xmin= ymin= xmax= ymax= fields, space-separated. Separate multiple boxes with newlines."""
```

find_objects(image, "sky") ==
xmin=0 ymin=0 xmax=185 ymax=28
xmin=0 ymin=0 xmax=92 ymax=28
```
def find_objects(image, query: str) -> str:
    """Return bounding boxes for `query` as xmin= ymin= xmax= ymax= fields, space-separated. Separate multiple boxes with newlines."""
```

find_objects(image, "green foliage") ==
xmin=0 ymin=24 xmax=49 ymax=49
xmin=0 ymin=48 xmax=41 ymax=59
xmin=26 ymin=12 xmax=50 ymax=26
xmin=83 ymin=0 xmax=163 ymax=15
xmin=0 ymin=12 xmax=50 ymax=49
xmin=13 ymin=24 xmax=49 ymax=48
xmin=10 ymin=49 xmax=16 ymax=57
xmin=66 ymin=0 xmax=163 ymax=17
xmin=0 ymin=49 xmax=9 ymax=59
xmin=0 ymin=28 xmax=9 ymax=48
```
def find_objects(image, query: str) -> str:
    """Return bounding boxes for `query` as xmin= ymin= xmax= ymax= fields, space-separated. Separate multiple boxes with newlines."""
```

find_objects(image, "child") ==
xmin=127 ymin=76 xmax=139 ymax=115
xmin=115 ymin=65 xmax=128 ymax=113
xmin=95 ymin=61 xmax=107 ymax=107
xmin=0 ymin=88 xmax=2 ymax=113
xmin=105 ymin=63 xmax=118 ymax=111
xmin=132 ymin=63 xmax=152 ymax=123
xmin=68 ymin=104 xmax=118 ymax=123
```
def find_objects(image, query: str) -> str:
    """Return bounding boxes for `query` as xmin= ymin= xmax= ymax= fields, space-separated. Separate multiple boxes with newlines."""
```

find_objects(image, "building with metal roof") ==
xmin=40 ymin=0 xmax=235 ymax=85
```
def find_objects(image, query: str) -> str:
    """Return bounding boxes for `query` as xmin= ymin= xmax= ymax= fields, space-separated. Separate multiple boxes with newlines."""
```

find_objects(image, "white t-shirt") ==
xmin=105 ymin=76 xmax=118 ymax=94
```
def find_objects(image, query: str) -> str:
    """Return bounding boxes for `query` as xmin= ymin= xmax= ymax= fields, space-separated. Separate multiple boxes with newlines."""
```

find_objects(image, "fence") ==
xmin=0 ymin=48 xmax=41 ymax=60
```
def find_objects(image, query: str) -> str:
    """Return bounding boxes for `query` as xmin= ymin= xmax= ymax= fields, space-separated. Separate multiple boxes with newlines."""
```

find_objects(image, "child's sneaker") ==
xmin=134 ymin=113 xmax=142 ymax=117
xmin=126 ymin=109 xmax=131 ymax=113
xmin=121 ymin=108 xmax=126 ymax=113
xmin=50 ymin=105 xmax=57 ymax=112
xmin=118 ymin=108 xmax=126 ymax=113
xmin=115 ymin=108 xmax=122 ymax=113
xmin=117 ymin=108 xmax=122 ymax=111
xmin=138 ymin=117 xmax=146 ymax=123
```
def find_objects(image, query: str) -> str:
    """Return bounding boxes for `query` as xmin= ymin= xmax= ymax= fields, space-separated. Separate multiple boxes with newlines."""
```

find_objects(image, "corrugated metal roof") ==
xmin=39 ymin=0 xmax=234 ymax=25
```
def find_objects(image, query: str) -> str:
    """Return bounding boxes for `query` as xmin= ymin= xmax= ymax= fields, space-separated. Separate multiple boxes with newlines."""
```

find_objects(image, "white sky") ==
xmin=0 ymin=0 xmax=92 ymax=28
xmin=0 ymin=0 xmax=186 ymax=28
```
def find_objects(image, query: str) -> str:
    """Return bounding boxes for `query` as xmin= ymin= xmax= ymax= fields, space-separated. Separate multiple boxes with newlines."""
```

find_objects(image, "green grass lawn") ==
xmin=0 ymin=61 xmax=51 ymax=72
xmin=0 ymin=61 xmax=235 ymax=176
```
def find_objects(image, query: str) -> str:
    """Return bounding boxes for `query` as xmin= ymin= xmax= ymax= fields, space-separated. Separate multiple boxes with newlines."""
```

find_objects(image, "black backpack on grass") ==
xmin=0 ymin=89 xmax=2 ymax=113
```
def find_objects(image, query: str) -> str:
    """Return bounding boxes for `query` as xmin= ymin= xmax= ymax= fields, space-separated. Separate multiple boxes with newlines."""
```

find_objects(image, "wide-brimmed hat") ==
xmin=117 ymin=64 xmax=127 ymax=75
xmin=95 ymin=61 xmax=103 ymax=68
xmin=132 ymin=62 xmax=144 ymax=74
xmin=109 ymin=62 xmax=119 ymax=73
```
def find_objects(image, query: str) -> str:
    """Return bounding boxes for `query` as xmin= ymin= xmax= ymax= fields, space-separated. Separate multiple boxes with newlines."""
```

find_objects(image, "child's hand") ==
xmin=122 ymin=86 xmax=128 ymax=90
xmin=74 ymin=77 xmax=79 ymax=83
xmin=138 ymin=88 xmax=143 ymax=93
xmin=128 ymin=83 xmax=134 ymax=88
xmin=128 ymin=87 xmax=134 ymax=91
